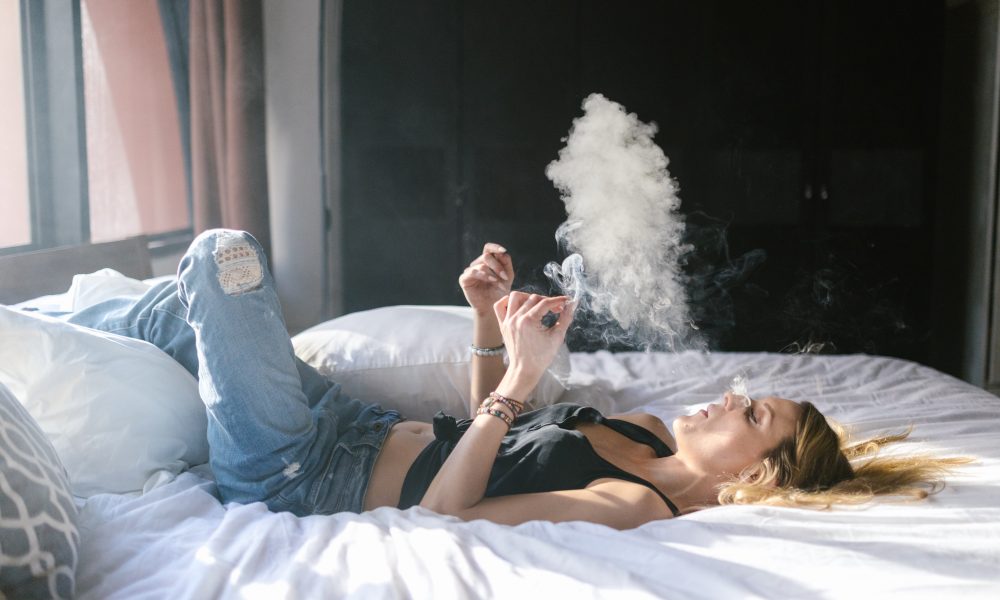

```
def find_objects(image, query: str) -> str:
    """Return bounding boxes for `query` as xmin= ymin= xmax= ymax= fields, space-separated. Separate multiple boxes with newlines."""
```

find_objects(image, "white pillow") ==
xmin=292 ymin=305 xmax=570 ymax=422
xmin=0 ymin=306 xmax=209 ymax=497
xmin=67 ymin=268 xmax=154 ymax=310
xmin=11 ymin=268 xmax=157 ymax=314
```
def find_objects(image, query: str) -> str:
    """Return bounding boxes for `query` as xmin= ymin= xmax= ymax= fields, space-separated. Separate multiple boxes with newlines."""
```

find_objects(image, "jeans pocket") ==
xmin=305 ymin=442 xmax=365 ymax=515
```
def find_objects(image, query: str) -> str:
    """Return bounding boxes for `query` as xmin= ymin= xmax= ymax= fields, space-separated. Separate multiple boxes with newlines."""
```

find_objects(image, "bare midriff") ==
xmin=362 ymin=420 xmax=435 ymax=510
xmin=361 ymin=414 xmax=676 ymax=511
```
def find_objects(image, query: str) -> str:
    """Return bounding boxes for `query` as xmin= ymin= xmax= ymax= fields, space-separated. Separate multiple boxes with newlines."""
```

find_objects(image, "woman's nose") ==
xmin=723 ymin=391 xmax=746 ymax=410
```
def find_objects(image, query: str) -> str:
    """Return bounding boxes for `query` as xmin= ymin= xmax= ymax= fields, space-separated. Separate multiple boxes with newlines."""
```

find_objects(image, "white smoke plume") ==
xmin=544 ymin=93 xmax=701 ymax=351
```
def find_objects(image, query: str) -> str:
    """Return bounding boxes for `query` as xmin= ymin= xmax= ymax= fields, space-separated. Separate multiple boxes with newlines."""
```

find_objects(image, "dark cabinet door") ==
xmin=459 ymin=1 xmax=579 ymax=292
xmin=341 ymin=0 xmax=463 ymax=312
xmin=700 ymin=0 xmax=942 ymax=360
xmin=795 ymin=0 xmax=943 ymax=361
xmin=819 ymin=0 xmax=941 ymax=229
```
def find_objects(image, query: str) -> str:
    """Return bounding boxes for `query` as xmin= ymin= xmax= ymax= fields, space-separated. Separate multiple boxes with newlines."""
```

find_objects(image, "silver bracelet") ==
xmin=470 ymin=343 xmax=505 ymax=357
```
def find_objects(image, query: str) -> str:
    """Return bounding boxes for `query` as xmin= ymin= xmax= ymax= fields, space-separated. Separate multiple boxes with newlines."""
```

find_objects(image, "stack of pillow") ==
xmin=0 ymin=305 xmax=211 ymax=598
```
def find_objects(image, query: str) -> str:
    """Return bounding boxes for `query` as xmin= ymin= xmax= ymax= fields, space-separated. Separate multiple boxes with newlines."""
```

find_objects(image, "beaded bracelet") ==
xmin=476 ymin=406 xmax=514 ymax=428
xmin=488 ymin=391 xmax=524 ymax=415
xmin=470 ymin=343 xmax=505 ymax=357
xmin=478 ymin=395 xmax=519 ymax=419
xmin=477 ymin=395 xmax=513 ymax=416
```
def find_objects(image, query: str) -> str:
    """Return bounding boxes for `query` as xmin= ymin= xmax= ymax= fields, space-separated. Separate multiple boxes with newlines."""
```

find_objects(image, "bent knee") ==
xmin=190 ymin=229 xmax=265 ymax=296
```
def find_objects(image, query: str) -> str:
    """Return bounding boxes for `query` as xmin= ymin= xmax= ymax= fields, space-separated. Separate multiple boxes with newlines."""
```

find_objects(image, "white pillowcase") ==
xmin=0 ymin=306 xmax=209 ymax=497
xmin=292 ymin=305 xmax=570 ymax=422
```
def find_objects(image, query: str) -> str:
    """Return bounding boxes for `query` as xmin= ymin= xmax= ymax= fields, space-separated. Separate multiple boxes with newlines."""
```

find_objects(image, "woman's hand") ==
xmin=493 ymin=292 xmax=575 ymax=385
xmin=459 ymin=243 xmax=514 ymax=316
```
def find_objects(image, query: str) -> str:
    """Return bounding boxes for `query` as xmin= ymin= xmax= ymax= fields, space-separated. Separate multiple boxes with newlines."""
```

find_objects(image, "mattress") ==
xmin=73 ymin=350 xmax=1000 ymax=599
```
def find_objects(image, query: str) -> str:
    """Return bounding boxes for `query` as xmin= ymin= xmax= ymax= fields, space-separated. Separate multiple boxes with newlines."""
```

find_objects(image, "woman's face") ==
xmin=673 ymin=392 xmax=803 ymax=477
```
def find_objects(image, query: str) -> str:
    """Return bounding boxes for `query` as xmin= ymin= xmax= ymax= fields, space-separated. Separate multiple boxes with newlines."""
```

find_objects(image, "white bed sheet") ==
xmin=74 ymin=351 xmax=1000 ymax=599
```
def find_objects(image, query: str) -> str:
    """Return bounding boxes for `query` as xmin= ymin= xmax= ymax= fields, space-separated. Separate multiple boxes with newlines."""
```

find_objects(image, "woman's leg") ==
xmin=67 ymin=230 xmax=347 ymax=508
xmin=66 ymin=280 xmax=339 ymax=408
xmin=66 ymin=229 xmax=401 ymax=514
xmin=65 ymin=279 xmax=201 ymax=377
xmin=167 ymin=229 xmax=325 ymax=505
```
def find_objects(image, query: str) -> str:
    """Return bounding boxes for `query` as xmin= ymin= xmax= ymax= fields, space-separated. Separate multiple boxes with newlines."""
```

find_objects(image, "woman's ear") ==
xmin=739 ymin=461 xmax=768 ymax=485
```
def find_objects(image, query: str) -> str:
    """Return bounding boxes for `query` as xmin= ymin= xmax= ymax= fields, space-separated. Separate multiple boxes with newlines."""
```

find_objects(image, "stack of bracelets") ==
xmin=476 ymin=391 xmax=525 ymax=429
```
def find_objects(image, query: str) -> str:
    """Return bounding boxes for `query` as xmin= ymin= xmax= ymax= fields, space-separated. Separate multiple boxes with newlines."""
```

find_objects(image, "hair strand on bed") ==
xmin=716 ymin=403 xmax=973 ymax=510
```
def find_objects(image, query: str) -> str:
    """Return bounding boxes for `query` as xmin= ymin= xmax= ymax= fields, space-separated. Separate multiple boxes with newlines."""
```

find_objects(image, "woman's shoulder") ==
xmin=608 ymin=412 xmax=677 ymax=453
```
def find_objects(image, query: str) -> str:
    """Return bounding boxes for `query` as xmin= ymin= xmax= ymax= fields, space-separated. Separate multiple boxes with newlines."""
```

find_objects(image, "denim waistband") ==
xmin=273 ymin=404 xmax=404 ymax=515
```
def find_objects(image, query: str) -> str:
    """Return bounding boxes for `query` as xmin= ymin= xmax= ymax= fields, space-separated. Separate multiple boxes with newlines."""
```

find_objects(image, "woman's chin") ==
xmin=673 ymin=414 xmax=696 ymax=433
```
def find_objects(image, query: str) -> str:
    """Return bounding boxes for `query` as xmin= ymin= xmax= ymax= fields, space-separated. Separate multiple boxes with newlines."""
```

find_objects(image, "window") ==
xmin=81 ymin=0 xmax=188 ymax=242
xmin=0 ymin=0 xmax=31 ymax=249
xmin=1 ymin=0 xmax=190 ymax=254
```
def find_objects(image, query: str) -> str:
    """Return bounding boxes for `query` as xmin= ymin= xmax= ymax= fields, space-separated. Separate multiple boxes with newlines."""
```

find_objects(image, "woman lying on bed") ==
xmin=64 ymin=229 xmax=963 ymax=529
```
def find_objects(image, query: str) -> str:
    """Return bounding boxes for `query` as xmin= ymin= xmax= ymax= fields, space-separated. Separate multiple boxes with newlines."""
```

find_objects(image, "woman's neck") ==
xmin=648 ymin=455 xmax=725 ymax=514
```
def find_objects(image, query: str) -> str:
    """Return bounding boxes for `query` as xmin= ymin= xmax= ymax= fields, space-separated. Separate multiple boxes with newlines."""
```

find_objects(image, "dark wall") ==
xmin=341 ymin=0 xmax=947 ymax=363
xmin=931 ymin=0 xmax=999 ymax=385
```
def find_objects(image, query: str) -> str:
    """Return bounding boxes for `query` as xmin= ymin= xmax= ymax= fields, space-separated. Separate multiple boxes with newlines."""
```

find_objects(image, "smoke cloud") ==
xmin=544 ymin=93 xmax=700 ymax=351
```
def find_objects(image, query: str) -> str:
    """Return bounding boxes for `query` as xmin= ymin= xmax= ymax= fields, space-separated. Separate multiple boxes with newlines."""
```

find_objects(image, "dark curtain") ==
xmin=157 ymin=0 xmax=191 ymax=223
xmin=159 ymin=0 xmax=271 ymax=256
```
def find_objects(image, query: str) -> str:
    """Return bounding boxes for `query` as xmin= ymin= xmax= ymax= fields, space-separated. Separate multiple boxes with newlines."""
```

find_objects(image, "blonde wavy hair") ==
xmin=717 ymin=402 xmax=972 ymax=509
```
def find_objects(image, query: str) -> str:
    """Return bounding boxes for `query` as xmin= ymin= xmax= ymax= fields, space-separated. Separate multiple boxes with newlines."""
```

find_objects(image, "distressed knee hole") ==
xmin=213 ymin=234 xmax=263 ymax=295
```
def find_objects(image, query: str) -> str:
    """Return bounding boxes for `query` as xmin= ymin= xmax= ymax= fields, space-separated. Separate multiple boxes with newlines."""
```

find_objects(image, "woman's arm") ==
xmin=421 ymin=363 xmax=537 ymax=514
xmin=470 ymin=313 xmax=506 ymax=417
xmin=459 ymin=243 xmax=515 ymax=417
xmin=445 ymin=480 xmax=674 ymax=529
xmin=420 ymin=292 xmax=572 ymax=516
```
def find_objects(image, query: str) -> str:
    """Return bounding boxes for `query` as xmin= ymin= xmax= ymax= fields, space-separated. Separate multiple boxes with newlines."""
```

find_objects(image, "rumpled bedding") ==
xmin=74 ymin=351 xmax=1000 ymax=599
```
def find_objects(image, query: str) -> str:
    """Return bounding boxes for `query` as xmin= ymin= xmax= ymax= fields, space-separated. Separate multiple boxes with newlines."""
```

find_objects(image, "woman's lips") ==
xmin=700 ymin=409 xmax=708 ymax=418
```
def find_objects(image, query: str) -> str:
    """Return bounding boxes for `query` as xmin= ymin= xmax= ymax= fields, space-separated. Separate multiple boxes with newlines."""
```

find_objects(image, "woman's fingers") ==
xmin=483 ymin=242 xmax=507 ymax=255
xmin=495 ymin=251 xmax=514 ymax=281
xmin=483 ymin=254 xmax=508 ymax=280
xmin=553 ymin=300 xmax=576 ymax=330
xmin=524 ymin=296 xmax=568 ymax=318
xmin=505 ymin=291 xmax=530 ymax=316
xmin=462 ymin=263 xmax=503 ymax=284
xmin=480 ymin=243 xmax=512 ymax=281
xmin=464 ymin=243 xmax=514 ymax=283
xmin=493 ymin=294 xmax=510 ymax=322
xmin=460 ymin=267 xmax=492 ymax=285
xmin=472 ymin=264 xmax=498 ymax=282
xmin=469 ymin=255 xmax=505 ymax=282
xmin=505 ymin=294 xmax=567 ymax=329
xmin=500 ymin=293 xmax=575 ymax=332
xmin=524 ymin=297 xmax=570 ymax=330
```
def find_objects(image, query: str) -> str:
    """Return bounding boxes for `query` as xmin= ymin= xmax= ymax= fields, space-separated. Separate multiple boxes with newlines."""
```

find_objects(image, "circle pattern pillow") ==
xmin=0 ymin=382 xmax=79 ymax=599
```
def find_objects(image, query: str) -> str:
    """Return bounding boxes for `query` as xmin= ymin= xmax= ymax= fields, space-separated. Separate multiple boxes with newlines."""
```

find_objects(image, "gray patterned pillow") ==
xmin=0 ymin=382 xmax=79 ymax=599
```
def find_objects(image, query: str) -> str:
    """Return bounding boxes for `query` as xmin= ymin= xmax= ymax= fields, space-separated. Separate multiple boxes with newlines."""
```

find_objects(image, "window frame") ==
xmin=2 ymin=0 xmax=193 ymax=259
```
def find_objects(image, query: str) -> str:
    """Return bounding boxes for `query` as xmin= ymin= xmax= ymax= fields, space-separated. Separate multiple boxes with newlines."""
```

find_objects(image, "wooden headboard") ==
xmin=0 ymin=236 xmax=152 ymax=305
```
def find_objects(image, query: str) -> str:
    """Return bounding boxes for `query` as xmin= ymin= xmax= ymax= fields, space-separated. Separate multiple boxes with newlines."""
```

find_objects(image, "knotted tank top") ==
xmin=397 ymin=403 xmax=680 ymax=517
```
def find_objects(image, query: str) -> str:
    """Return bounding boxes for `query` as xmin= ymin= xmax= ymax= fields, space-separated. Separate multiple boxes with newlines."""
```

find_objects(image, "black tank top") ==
xmin=397 ymin=403 xmax=680 ymax=517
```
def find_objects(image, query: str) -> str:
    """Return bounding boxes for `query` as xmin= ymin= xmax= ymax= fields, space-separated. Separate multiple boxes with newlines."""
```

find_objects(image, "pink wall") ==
xmin=0 ymin=0 xmax=31 ymax=248
xmin=82 ymin=0 xmax=188 ymax=242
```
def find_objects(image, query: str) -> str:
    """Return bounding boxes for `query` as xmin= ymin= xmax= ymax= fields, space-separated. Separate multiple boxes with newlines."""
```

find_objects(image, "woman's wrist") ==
xmin=472 ymin=312 xmax=503 ymax=348
xmin=494 ymin=367 xmax=538 ymax=403
xmin=474 ymin=391 xmax=524 ymax=430
xmin=473 ymin=306 xmax=495 ymax=318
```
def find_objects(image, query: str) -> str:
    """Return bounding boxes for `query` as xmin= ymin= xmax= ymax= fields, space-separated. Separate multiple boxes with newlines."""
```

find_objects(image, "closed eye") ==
xmin=744 ymin=405 xmax=758 ymax=425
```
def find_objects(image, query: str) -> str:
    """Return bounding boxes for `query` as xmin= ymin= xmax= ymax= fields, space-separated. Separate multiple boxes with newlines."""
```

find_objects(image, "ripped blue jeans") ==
xmin=65 ymin=229 xmax=402 ymax=515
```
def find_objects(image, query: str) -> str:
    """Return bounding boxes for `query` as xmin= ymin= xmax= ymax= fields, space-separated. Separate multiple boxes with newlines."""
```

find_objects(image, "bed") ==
xmin=1 ymin=243 xmax=998 ymax=599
